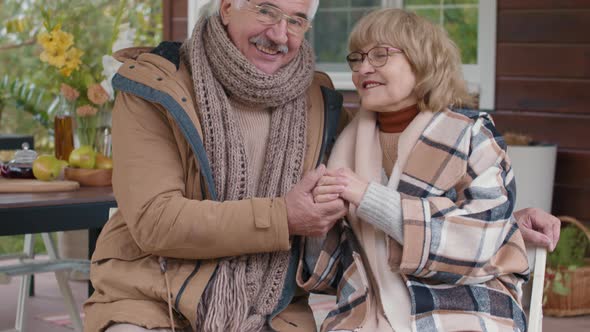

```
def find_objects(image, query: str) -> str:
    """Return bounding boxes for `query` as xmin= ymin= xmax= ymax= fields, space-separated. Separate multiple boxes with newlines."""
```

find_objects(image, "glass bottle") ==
xmin=54 ymin=95 xmax=75 ymax=161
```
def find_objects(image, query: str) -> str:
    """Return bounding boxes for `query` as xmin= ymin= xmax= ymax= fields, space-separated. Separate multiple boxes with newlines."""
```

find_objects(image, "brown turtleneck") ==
xmin=377 ymin=104 xmax=419 ymax=134
xmin=377 ymin=104 xmax=419 ymax=177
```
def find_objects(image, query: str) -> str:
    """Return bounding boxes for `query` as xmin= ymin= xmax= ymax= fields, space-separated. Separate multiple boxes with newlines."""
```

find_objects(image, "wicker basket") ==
xmin=543 ymin=216 xmax=590 ymax=317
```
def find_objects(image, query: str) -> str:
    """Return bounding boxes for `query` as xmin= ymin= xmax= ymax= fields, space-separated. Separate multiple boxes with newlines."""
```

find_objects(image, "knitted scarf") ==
xmin=181 ymin=16 xmax=314 ymax=332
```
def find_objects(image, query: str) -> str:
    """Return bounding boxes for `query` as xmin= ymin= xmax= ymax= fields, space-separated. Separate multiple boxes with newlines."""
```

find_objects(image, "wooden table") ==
xmin=0 ymin=186 xmax=115 ymax=240
xmin=0 ymin=186 xmax=117 ymax=295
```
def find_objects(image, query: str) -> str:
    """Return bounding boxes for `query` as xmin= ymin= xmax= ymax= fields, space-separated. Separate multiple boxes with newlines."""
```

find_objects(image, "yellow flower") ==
xmin=58 ymin=47 xmax=83 ymax=77
xmin=37 ymin=26 xmax=77 ymax=71
xmin=67 ymin=47 xmax=83 ymax=64
xmin=37 ymin=31 xmax=54 ymax=49
xmin=40 ymin=47 xmax=67 ymax=68
xmin=59 ymin=66 xmax=74 ymax=77
xmin=51 ymin=27 xmax=74 ymax=51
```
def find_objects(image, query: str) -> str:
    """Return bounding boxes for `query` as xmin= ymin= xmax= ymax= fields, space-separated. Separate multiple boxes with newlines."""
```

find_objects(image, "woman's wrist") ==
xmin=345 ymin=179 xmax=369 ymax=206
xmin=356 ymin=182 xmax=404 ymax=244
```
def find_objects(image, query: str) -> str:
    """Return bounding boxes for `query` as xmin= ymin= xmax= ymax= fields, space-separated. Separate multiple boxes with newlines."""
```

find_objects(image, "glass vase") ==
xmin=94 ymin=106 xmax=112 ymax=157
xmin=76 ymin=125 xmax=97 ymax=148
xmin=94 ymin=126 xmax=112 ymax=157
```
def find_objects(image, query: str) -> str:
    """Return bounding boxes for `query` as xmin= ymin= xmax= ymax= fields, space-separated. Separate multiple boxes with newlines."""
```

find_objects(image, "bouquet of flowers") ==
xmin=36 ymin=6 xmax=135 ymax=151
xmin=0 ymin=0 xmax=162 ymax=158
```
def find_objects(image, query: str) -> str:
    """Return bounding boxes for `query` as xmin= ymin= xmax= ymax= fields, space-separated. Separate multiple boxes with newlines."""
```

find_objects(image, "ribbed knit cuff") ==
xmin=357 ymin=181 xmax=404 ymax=244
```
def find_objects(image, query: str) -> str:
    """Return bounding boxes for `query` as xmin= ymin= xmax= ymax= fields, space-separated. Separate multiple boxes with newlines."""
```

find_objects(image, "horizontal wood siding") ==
xmin=497 ymin=0 xmax=590 ymax=223
xmin=495 ymin=79 xmax=590 ymax=114
xmin=553 ymin=150 xmax=590 ymax=188
xmin=498 ymin=0 xmax=590 ymax=10
xmin=163 ymin=0 xmax=188 ymax=41
xmin=553 ymin=186 xmax=590 ymax=221
xmin=496 ymin=44 xmax=590 ymax=78
xmin=497 ymin=11 xmax=590 ymax=44
xmin=492 ymin=112 xmax=590 ymax=150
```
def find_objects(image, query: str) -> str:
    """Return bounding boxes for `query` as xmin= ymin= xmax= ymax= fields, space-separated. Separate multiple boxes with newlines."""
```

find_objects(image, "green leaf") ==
xmin=0 ymin=75 xmax=55 ymax=128
xmin=547 ymin=224 xmax=590 ymax=268
xmin=552 ymin=280 xmax=571 ymax=296
xmin=555 ymin=272 xmax=562 ymax=282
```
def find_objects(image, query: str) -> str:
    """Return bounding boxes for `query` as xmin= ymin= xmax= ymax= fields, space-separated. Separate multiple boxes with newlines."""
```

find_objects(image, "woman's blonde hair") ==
xmin=349 ymin=8 xmax=475 ymax=112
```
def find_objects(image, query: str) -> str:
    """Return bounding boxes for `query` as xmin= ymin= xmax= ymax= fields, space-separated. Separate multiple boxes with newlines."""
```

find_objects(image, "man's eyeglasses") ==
xmin=246 ymin=2 xmax=311 ymax=36
xmin=346 ymin=46 xmax=404 ymax=72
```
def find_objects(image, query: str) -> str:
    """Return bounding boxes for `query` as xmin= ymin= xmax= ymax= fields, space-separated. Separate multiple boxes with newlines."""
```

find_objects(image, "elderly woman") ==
xmin=301 ymin=8 xmax=530 ymax=332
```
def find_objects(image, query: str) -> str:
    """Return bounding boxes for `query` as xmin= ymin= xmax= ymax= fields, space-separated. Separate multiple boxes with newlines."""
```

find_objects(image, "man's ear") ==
xmin=219 ymin=0 xmax=232 ymax=26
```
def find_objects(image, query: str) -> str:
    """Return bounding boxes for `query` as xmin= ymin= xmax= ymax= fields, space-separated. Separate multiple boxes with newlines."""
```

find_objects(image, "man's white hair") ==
xmin=199 ymin=0 xmax=320 ymax=20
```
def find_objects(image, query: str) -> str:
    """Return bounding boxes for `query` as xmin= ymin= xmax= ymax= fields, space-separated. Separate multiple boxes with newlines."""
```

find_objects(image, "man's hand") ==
xmin=515 ymin=207 xmax=561 ymax=251
xmin=286 ymin=165 xmax=348 ymax=237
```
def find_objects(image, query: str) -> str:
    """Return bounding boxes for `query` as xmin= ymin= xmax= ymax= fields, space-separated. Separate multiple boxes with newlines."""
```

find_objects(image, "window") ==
xmin=404 ymin=0 xmax=478 ymax=64
xmin=187 ymin=0 xmax=496 ymax=109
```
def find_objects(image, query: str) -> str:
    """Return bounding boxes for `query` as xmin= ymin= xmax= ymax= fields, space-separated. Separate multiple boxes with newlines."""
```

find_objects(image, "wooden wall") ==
xmin=163 ymin=0 xmax=188 ymax=41
xmin=495 ymin=0 xmax=590 ymax=224
xmin=163 ymin=0 xmax=590 ymax=223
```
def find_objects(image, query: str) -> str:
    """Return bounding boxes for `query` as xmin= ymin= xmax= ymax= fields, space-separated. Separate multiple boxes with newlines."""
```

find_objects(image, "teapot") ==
xmin=0 ymin=142 xmax=37 ymax=179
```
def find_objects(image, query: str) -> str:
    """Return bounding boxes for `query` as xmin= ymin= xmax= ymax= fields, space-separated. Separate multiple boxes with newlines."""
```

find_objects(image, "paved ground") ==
xmin=1 ymin=270 xmax=589 ymax=331
xmin=0 ymin=270 xmax=86 ymax=332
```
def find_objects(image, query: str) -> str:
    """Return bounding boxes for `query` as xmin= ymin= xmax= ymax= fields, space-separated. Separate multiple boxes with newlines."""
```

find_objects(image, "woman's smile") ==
xmin=362 ymin=80 xmax=384 ymax=89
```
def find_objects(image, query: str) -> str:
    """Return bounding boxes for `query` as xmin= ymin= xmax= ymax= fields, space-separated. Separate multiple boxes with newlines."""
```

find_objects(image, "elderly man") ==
xmin=84 ymin=1 xmax=560 ymax=331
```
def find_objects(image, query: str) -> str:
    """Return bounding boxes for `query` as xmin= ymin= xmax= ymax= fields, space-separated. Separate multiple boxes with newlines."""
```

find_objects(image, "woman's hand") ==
xmin=514 ymin=207 xmax=561 ymax=251
xmin=312 ymin=169 xmax=348 ymax=203
xmin=313 ymin=168 xmax=369 ymax=206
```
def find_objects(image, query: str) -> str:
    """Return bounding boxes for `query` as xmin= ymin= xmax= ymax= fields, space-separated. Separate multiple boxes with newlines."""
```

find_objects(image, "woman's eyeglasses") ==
xmin=346 ymin=46 xmax=404 ymax=72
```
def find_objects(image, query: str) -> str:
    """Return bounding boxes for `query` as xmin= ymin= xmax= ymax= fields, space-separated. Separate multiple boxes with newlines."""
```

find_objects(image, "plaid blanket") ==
xmin=297 ymin=109 xmax=530 ymax=332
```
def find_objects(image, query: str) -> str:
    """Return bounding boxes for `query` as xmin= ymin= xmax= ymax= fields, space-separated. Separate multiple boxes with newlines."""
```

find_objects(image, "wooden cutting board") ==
xmin=0 ymin=178 xmax=80 ymax=193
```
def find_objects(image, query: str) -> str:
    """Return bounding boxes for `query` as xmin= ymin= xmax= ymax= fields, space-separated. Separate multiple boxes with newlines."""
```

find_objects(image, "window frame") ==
xmin=187 ymin=0 xmax=496 ymax=109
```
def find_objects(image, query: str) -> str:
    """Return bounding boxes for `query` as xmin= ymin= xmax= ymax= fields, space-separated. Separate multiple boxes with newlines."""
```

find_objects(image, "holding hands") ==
xmin=313 ymin=167 xmax=369 ymax=206
xmin=285 ymin=165 xmax=348 ymax=237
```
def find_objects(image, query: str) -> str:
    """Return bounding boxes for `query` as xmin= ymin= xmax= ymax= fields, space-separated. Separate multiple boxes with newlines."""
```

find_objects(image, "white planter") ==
xmin=507 ymin=144 xmax=558 ymax=213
